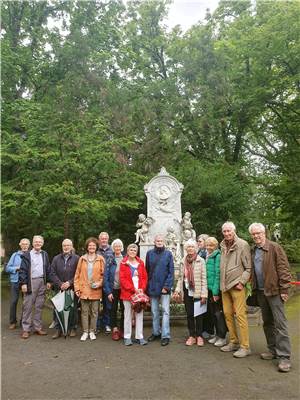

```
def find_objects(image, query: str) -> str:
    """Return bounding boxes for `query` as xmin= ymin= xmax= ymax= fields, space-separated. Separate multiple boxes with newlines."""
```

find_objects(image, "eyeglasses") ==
xmin=251 ymin=232 xmax=264 ymax=236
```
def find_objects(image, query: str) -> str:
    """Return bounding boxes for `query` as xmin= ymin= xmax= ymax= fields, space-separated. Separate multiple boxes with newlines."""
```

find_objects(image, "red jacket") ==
xmin=120 ymin=256 xmax=148 ymax=301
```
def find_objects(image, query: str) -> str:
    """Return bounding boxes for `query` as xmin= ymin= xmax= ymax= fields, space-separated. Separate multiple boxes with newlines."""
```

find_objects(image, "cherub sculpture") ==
xmin=165 ymin=226 xmax=180 ymax=257
xmin=134 ymin=214 xmax=154 ymax=243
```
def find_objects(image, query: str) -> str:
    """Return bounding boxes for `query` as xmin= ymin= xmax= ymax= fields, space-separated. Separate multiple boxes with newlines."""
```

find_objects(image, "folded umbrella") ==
xmin=51 ymin=289 xmax=74 ymax=337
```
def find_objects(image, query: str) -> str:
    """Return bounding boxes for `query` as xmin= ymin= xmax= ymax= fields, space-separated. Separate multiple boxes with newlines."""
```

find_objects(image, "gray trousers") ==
xmin=257 ymin=291 xmax=291 ymax=359
xmin=22 ymin=277 xmax=46 ymax=332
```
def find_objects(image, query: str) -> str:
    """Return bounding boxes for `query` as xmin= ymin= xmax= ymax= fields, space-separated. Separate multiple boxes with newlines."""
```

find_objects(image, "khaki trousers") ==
xmin=222 ymin=287 xmax=250 ymax=349
xmin=81 ymin=299 xmax=99 ymax=333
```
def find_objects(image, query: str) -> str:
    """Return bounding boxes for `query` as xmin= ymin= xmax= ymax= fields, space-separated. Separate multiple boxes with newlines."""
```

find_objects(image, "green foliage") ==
xmin=282 ymin=240 xmax=300 ymax=264
xmin=1 ymin=0 xmax=299 ymax=257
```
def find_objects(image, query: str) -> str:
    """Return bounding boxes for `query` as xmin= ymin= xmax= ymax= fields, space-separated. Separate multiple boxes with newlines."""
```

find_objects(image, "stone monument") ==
xmin=135 ymin=167 xmax=195 ymax=278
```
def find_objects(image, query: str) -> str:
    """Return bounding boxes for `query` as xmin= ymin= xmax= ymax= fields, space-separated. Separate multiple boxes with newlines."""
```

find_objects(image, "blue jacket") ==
xmin=145 ymin=247 xmax=174 ymax=297
xmin=6 ymin=251 xmax=23 ymax=283
xmin=19 ymin=250 xmax=51 ymax=294
xmin=103 ymin=255 xmax=122 ymax=295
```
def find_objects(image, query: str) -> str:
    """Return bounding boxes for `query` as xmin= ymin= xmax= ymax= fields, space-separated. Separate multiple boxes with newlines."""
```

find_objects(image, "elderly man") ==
xmin=50 ymin=239 xmax=80 ymax=339
xmin=97 ymin=231 xmax=116 ymax=333
xmin=249 ymin=223 xmax=292 ymax=372
xmin=6 ymin=238 xmax=31 ymax=329
xmin=220 ymin=222 xmax=252 ymax=357
xmin=19 ymin=235 xmax=51 ymax=339
xmin=146 ymin=235 xmax=174 ymax=346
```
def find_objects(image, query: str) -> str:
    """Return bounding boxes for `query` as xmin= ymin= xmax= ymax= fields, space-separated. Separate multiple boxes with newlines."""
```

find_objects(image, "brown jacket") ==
xmin=251 ymin=239 xmax=291 ymax=296
xmin=74 ymin=254 xmax=105 ymax=300
xmin=220 ymin=236 xmax=251 ymax=292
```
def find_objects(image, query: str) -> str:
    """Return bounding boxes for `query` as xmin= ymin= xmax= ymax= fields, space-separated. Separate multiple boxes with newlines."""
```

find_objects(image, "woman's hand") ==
xmin=213 ymin=295 xmax=220 ymax=302
xmin=75 ymin=290 xmax=80 ymax=297
xmin=93 ymin=281 xmax=102 ymax=289
xmin=21 ymin=284 xmax=27 ymax=293
xmin=108 ymin=293 xmax=114 ymax=302
xmin=200 ymin=297 xmax=207 ymax=304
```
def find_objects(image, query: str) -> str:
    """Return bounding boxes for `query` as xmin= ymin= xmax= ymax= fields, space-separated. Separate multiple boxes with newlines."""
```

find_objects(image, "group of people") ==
xmin=6 ymin=221 xmax=292 ymax=373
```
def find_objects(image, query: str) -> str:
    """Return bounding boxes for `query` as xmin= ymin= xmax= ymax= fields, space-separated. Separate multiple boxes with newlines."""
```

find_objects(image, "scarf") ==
xmin=184 ymin=253 xmax=197 ymax=290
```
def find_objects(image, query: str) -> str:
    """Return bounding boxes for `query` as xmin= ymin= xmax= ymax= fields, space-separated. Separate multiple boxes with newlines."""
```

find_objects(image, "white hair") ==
xmin=99 ymin=232 xmax=109 ymax=239
xmin=248 ymin=223 xmax=266 ymax=234
xmin=184 ymin=239 xmax=198 ymax=250
xmin=197 ymin=234 xmax=209 ymax=241
xmin=62 ymin=238 xmax=73 ymax=245
xmin=32 ymin=235 xmax=44 ymax=243
xmin=222 ymin=221 xmax=236 ymax=232
xmin=19 ymin=238 xmax=30 ymax=245
xmin=111 ymin=238 xmax=124 ymax=252
xmin=154 ymin=234 xmax=165 ymax=242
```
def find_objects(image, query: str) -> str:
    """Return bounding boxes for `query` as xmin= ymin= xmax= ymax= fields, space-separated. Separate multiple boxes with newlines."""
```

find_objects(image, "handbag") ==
xmin=214 ymin=301 xmax=228 ymax=338
xmin=130 ymin=291 xmax=150 ymax=313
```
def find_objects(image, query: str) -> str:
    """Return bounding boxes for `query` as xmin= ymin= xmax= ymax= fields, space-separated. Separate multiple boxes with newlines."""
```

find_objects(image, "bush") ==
xmin=283 ymin=240 xmax=300 ymax=264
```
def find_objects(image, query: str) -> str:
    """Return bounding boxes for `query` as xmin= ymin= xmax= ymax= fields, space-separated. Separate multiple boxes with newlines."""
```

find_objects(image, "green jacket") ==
xmin=206 ymin=249 xmax=221 ymax=296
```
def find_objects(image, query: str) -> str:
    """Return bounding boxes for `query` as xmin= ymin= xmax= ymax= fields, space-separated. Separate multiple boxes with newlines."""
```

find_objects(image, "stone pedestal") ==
xmin=137 ymin=167 xmax=184 ymax=277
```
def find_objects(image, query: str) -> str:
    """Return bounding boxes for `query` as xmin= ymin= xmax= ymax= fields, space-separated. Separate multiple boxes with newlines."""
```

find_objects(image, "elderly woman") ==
xmin=205 ymin=237 xmax=227 ymax=347
xmin=104 ymin=238 xmax=125 ymax=341
xmin=74 ymin=237 xmax=104 ymax=341
xmin=197 ymin=234 xmax=209 ymax=259
xmin=120 ymin=244 xmax=148 ymax=346
xmin=174 ymin=239 xmax=207 ymax=346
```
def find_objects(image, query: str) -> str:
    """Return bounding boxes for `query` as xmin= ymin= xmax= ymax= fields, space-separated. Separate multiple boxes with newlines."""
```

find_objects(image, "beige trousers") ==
xmin=80 ymin=299 xmax=99 ymax=333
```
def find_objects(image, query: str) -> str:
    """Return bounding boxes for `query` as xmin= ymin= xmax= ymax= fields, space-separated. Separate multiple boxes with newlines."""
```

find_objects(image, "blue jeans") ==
xmin=97 ymin=294 xmax=112 ymax=329
xmin=150 ymin=294 xmax=171 ymax=339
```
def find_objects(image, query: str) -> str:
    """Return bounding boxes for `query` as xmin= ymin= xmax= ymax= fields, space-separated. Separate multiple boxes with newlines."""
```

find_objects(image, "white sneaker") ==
xmin=208 ymin=336 xmax=217 ymax=344
xmin=233 ymin=347 xmax=251 ymax=358
xmin=80 ymin=332 xmax=89 ymax=341
xmin=105 ymin=325 xmax=111 ymax=334
xmin=214 ymin=338 xmax=227 ymax=347
xmin=49 ymin=321 xmax=56 ymax=329
xmin=89 ymin=332 xmax=96 ymax=340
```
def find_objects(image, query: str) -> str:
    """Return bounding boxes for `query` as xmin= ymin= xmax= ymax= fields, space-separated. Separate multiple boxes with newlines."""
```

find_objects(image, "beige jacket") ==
xmin=220 ymin=236 xmax=251 ymax=292
xmin=74 ymin=254 xmax=104 ymax=300
xmin=175 ymin=255 xmax=207 ymax=299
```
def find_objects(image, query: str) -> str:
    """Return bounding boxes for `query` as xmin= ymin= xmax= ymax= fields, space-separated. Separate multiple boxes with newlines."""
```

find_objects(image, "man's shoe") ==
xmin=185 ymin=336 xmax=196 ymax=346
xmin=233 ymin=347 xmax=251 ymax=358
xmin=214 ymin=338 xmax=227 ymax=347
xmin=105 ymin=325 xmax=111 ymax=334
xmin=35 ymin=329 xmax=47 ymax=336
xmin=9 ymin=323 xmax=17 ymax=330
xmin=147 ymin=334 xmax=161 ymax=342
xmin=161 ymin=338 xmax=170 ymax=346
xmin=124 ymin=338 xmax=133 ymax=346
xmin=21 ymin=331 xmax=30 ymax=339
xmin=52 ymin=330 xmax=61 ymax=339
xmin=89 ymin=332 xmax=96 ymax=340
xmin=261 ymin=352 xmax=276 ymax=360
xmin=112 ymin=330 xmax=120 ymax=341
xmin=278 ymin=359 xmax=291 ymax=373
xmin=69 ymin=329 xmax=76 ymax=337
xmin=137 ymin=338 xmax=148 ymax=346
xmin=80 ymin=332 xmax=89 ymax=341
xmin=221 ymin=342 xmax=239 ymax=352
